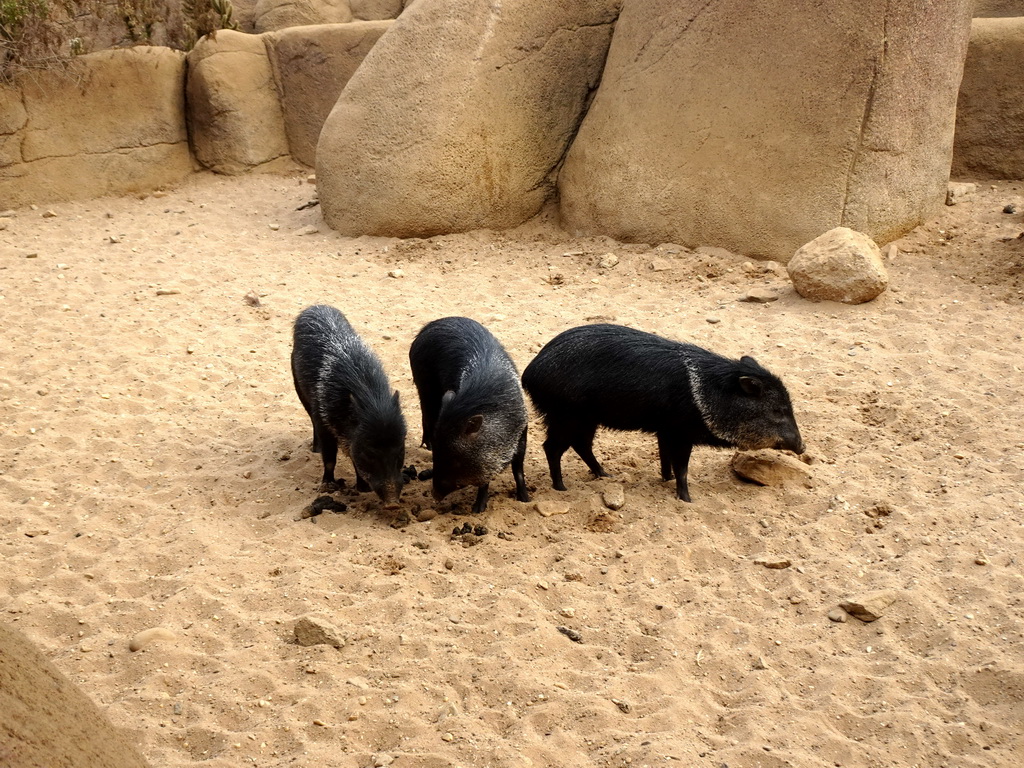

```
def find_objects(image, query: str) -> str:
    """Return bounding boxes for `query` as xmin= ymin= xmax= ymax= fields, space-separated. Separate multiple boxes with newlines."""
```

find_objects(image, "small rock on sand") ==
xmin=601 ymin=485 xmax=625 ymax=511
xmin=839 ymin=589 xmax=898 ymax=622
xmin=129 ymin=627 xmax=176 ymax=652
xmin=731 ymin=450 xmax=810 ymax=486
xmin=536 ymin=500 xmax=571 ymax=517
xmin=294 ymin=616 xmax=345 ymax=648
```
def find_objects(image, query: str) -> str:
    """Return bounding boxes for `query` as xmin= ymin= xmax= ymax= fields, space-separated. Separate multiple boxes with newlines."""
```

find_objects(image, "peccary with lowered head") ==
xmin=409 ymin=317 xmax=530 ymax=514
xmin=521 ymin=323 xmax=804 ymax=501
xmin=291 ymin=305 xmax=407 ymax=506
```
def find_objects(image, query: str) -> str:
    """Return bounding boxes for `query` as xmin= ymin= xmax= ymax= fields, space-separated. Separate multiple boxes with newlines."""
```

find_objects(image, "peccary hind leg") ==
xmin=571 ymin=422 xmax=609 ymax=480
xmin=542 ymin=421 xmax=573 ymax=491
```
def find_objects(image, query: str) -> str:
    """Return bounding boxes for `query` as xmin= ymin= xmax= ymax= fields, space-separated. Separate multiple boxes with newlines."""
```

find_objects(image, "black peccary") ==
xmin=291 ymin=305 xmax=407 ymax=506
xmin=409 ymin=317 xmax=530 ymax=514
xmin=521 ymin=323 xmax=804 ymax=502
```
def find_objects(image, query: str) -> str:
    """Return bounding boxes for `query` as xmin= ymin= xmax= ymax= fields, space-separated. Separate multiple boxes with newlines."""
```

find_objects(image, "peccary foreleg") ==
xmin=512 ymin=428 xmax=531 ymax=503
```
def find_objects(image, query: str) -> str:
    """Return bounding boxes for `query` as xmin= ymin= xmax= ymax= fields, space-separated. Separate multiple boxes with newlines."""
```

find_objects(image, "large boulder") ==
xmin=316 ymin=0 xmax=621 ymax=237
xmin=267 ymin=21 xmax=392 ymax=166
xmin=186 ymin=29 xmax=290 ymax=174
xmin=952 ymin=18 xmax=1024 ymax=179
xmin=559 ymin=0 xmax=973 ymax=260
xmin=0 ymin=47 xmax=191 ymax=207
xmin=0 ymin=622 xmax=150 ymax=768
xmin=254 ymin=0 xmax=353 ymax=32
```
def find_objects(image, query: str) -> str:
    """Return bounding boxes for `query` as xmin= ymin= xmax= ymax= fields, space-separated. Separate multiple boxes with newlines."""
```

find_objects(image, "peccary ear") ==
xmin=739 ymin=376 xmax=764 ymax=396
xmin=393 ymin=390 xmax=401 ymax=405
xmin=741 ymin=355 xmax=759 ymax=367
xmin=464 ymin=414 xmax=484 ymax=438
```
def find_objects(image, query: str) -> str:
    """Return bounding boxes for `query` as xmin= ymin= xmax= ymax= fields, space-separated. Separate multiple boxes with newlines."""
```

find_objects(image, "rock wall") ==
xmin=0 ymin=622 xmax=150 ymax=768
xmin=1 ymin=47 xmax=192 ymax=208
xmin=558 ymin=0 xmax=973 ymax=260
xmin=952 ymin=17 xmax=1024 ymax=179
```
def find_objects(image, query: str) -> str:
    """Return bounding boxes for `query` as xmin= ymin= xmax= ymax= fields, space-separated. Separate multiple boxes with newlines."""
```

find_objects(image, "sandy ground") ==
xmin=1 ymin=170 xmax=1023 ymax=768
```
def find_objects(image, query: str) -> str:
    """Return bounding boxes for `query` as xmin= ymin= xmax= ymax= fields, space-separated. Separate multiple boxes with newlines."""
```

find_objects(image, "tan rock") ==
xmin=840 ymin=589 xmax=899 ymax=622
xmin=731 ymin=449 xmax=811 ymax=486
xmin=946 ymin=181 xmax=977 ymax=205
xmin=535 ymin=500 xmax=572 ymax=517
xmin=0 ymin=622 xmax=150 ymax=768
xmin=952 ymin=18 xmax=1024 ymax=179
xmin=254 ymin=0 xmax=353 ymax=32
xmin=187 ymin=30 xmax=290 ymax=174
xmin=559 ymin=0 xmax=973 ymax=260
xmin=1 ymin=47 xmax=191 ymax=207
xmin=268 ymin=21 xmax=392 ymax=166
xmin=129 ymin=627 xmax=177 ymax=652
xmin=316 ymin=0 xmax=619 ymax=237
xmin=787 ymin=227 xmax=889 ymax=304
xmin=294 ymin=616 xmax=346 ymax=647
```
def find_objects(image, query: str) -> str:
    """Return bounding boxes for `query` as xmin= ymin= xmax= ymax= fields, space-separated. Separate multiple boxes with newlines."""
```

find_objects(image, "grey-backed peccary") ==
xmin=291 ymin=305 xmax=407 ymax=507
xmin=521 ymin=324 xmax=804 ymax=502
xmin=409 ymin=317 xmax=530 ymax=514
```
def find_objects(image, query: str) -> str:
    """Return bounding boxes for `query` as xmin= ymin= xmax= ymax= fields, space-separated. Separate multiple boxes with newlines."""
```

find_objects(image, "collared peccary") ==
xmin=291 ymin=305 xmax=407 ymax=506
xmin=409 ymin=317 xmax=530 ymax=514
xmin=521 ymin=324 xmax=804 ymax=502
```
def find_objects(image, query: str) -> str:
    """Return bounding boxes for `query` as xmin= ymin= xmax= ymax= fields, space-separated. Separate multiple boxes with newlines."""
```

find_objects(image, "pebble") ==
xmin=313 ymin=719 xmax=327 ymax=727
xmin=601 ymin=485 xmax=625 ymax=511
xmin=828 ymin=609 xmax=848 ymax=623
xmin=840 ymin=589 xmax=898 ymax=622
xmin=597 ymin=253 xmax=619 ymax=269
xmin=25 ymin=252 xmax=38 ymax=258
xmin=444 ymin=559 xmax=454 ymax=570
xmin=442 ymin=732 xmax=454 ymax=742
xmin=129 ymin=627 xmax=176 ymax=652
xmin=559 ymin=607 xmax=575 ymax=618
xmin=372 ymin=754 xmax=394 ymax=767
xmin=268 ymin=223 xmax=280 ymax=231
xmin=1003 ymin=203 xmax=1017 ymax=214
xmin=307 ymin=174 xmax=317 ymax=184
xmin=754 ymin=557 xmax=792 ymax=569
xmin=975 ymin=556 xmax=989 ymax=566
xmin=23 ymin=530 xmax=49 ymax=537
xmin=740 ymin=288 xmax=779 ymax=303
xmin=296 ymin=225 xmax=319 ymax=236
xmin=0 ymin=209 xmax=13 ymax=217
xmin=155 ymin=288 xmax=181 ymax=296
xmin=388 ymin=268 xmax=405 ymax=279
xmin=535 ymin=500 xmax=571 ymax=517
xmin=706 ymin=316 xmax=721 ymax=324
xmin=753 ymin=656 xmax=769 ymax=670
xmin=612 ymin=698 xmax=632 ymax=713
xmin=294 ymin=616 xmax=345 ymax=648
xmin=649 ymin=258 xmax=672 ymax=272
xmin=415 ymin=508 xmax=438 ymax=522
xmin=557 ymin=626 xmax=583 ymax=643
xmin=42 ymin=210 xmax=57 ymax=218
